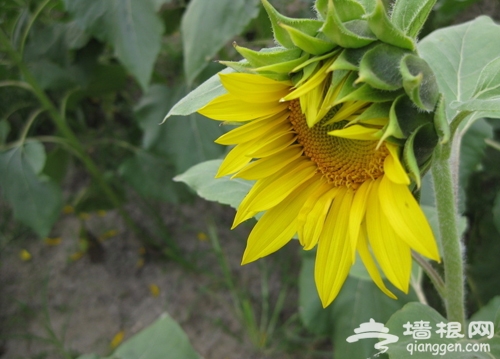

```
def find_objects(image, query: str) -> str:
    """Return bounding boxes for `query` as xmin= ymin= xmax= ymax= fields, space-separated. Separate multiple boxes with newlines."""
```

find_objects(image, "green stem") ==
xmin=431 ymin=141 xmax=465 ymax=326
xmin=412 ymin=252 xmax=445 ymax=300
xmin=0 ymin=28 xmax=145 ymax=243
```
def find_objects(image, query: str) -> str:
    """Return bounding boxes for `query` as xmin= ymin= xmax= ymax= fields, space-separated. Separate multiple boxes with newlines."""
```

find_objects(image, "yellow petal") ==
xmin=233 ymin=159 xmax=316 ymax=227
xmin=199 ymin=93 xmax=287 ymax=121
xmin=215 ymin=111 xmax=289 ymax=145
xmin=300 ymin=186 xmax=339 ymax=250
xmin=216 ymin=141 xmax=255 ymax=178
xmin=383 ymin=143 xmax=410 ymax=185
xmin=378 ymin=175 xmax=440 ymax=261
xmin=219 ymin=73 xmax=291 ymax=103
xmin=366 ymin=179 xmax=412 ymax=292
xmin=241 ymin=178 xmax=320 ymax=264
xmin=349 ymin=180 xmax=372 ymax=254
xmin=282 ymin=59 xmax=333 ymax=102
xmin=315 ymin=188 xmax=353 ymax=307
xmin=356 ymin=226 xmax=397 ymax=299
xmin=324 ymin=101 xmax=368 ymax=125
xmin=233 ymin=145 xmax=303 ymax=180
xmin=246 ymin=132 xmax=297 ymax=158
xmin=328 ymin=125 xmax=381 ymax=141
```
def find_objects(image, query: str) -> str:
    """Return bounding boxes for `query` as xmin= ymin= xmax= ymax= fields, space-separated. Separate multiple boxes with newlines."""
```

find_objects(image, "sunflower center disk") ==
xmin=289 ymin=100 xmax=388 ymax=190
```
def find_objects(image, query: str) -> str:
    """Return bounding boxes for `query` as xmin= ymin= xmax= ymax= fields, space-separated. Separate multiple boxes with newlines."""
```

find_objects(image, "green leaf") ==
xmin=298 ymin=251 xmax=417 ymax=358
xmin=64 ymin=0 xmax=164 ymax=90
xmin=23 ymin=140 xmax=46 ymax=175
xmin=163 ymin=69 xmax=231 ymax=120
xmin=470 ymin=296 xmax=500 ymax=328
xmin=181 ymin=0 xmax=260 ymax=85
xmin=452 ymin=99 xmax=500 ymax=119
xmin=472 ymin=57 xmax=500 ymax=100
xmin=391 ymin=0 xmax=437 ymax=38
xmin=386 ymin=302 xmax=500 ymax=358
xmin=110 ymin=312 xmax=201 ymax=359
xmin=136 ymin=85 xmax=226 ymax=174
xmin=419 ymin=16 xmax=500 ymax=123
xmin=119 ymin=150 xmax=180 ymax=203
xmin=0 ymin=146 xmax=63 ymax=237
xmin=151 ymin=0 xmax=173 ymax=12
xmin=174 ymin=159 xmax=253 ymax=209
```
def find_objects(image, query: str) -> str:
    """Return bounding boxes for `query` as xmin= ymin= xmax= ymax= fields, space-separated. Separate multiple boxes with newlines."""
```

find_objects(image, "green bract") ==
xmin=236 ymin=0 xmax=443 ymax=187
xmin=167 ymin=0 xmax=445 ymax=187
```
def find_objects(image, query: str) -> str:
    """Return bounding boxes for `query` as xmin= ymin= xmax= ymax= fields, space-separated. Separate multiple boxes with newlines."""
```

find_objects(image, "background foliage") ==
xmin=1 ymin=0 xmax=500 ymax=358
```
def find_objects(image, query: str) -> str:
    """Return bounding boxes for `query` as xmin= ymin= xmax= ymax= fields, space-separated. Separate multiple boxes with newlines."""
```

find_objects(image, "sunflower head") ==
xmin=192 ymin=0 xmax=445 ymax=307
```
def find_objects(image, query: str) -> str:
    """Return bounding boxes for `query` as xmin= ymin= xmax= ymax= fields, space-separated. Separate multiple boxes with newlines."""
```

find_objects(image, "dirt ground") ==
xmin=0 ymin=194 xmax=312 ymax=359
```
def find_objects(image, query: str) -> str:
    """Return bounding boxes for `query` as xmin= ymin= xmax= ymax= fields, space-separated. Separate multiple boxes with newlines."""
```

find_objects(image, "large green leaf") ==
xmin=78 ymin=312 xmax=201 ymax=359
xmin=299 ymin=251 xmax=417 ymax=358
xmin=135 ymin=85 xmax=225 ymax=174
xmin=109 ymin=313 xmax=201 ymax=359
xmin=64 ymin=0 xmax=164 ymax=90
xmin=0 ymin=145 xmax=62 ymax=237
xmin=418 ymin=16 xmax=500 ymax=122
xmin=181 ymin=0 xmax=260 ymax=85
xmin=174 ymin=159 xmax=253 ymax=209
xmin=386 ymin=302 xmax=500 ymax=358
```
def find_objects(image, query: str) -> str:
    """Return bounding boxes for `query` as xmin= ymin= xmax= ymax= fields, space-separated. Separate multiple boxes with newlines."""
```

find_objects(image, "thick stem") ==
xmin=431 ymin=143 xmax=466 ymax=326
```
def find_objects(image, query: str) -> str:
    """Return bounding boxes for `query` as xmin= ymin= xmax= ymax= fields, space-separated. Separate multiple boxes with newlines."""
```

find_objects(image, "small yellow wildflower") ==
xmin=110 ymin=330 xmax=125 ymax=349
xmin=97 ymin=210 xmax=107 ymax=217
xmin=19 ymin=249 xmax=32 ymax=261
xmin=69 ymin=251 xmax=84 ymax=262
xmin=98 ymin=229 xmax=119 ymax=242
xmin=62 ymin=205 xmax=74 ymax=214
xmin=44 ymin=237 xmax=62 ymax=246
xmin=197 ymin=232 xmax=208 ymax=241
xmin=149 ymin=284 xmax=160 ymax=297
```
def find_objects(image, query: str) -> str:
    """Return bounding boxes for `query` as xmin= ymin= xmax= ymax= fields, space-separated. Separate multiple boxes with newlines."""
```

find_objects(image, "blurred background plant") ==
xmin=0 ymin=0 xmax=500 ymax=358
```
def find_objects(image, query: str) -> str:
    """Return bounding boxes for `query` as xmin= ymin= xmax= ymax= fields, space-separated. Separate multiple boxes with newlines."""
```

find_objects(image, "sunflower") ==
xmin=180 ymin=0 xmax=444 ymax=307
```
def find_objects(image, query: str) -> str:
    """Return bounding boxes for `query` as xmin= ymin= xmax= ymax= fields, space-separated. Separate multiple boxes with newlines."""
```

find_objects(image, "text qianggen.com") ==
xmin=406 ymin=341 xmax=491 ymax=356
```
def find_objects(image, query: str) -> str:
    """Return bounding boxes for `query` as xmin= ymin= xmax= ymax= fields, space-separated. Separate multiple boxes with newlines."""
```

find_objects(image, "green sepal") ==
xmin=337 ymin=83 xmax=403 ymax=103
xmin=405 ymin=122 xmax=438 ymax=171
xmin=393 ymin=96 xmax=434 ymax=137
xmin=333 ymin=71 xmax=360 ymax=103
xmin=280 ymin=23 xmax=337 ymax=55
xmin=330 ymin=0 xmax=366 ymax=21
xmin=355 ymin=102 xmax=392 ymax=122
xmin=218 ymin=60 xmax=289 ymax=81
xmin=403 ymin=125 xmax=424 ymax=187
xmin=365 ymin=0 xmax=416 ymax=50
xmin=321 ymin=0 xmax=376 ymax=48
xmin=291 ymin=51 xmax=338 ymax=73
xmin=255 ymin=54 xmax=310 ymax=74
xmin=315 ymin=0 xmax=328 ymax=19
xmin=433 ymin=94 xmax=450 ymax=144
xmin=400 ymin=54 xmax=439 ymax=111
xmin=391 ymin=0 xmax=437 ymax=38
xmin=262 ymin=0 xmax=322 ymax=48
xmin=358 ymin=43 xmax=408 ymax=91
xmin=355 ymin=0 xmax=376 ymax=14
xmin=234 ymin=45 xmax=302 ymax=68
xmin=329 ymin=45 xmax=374 ymax=71
xmin=218 ymin=60 xmax=256 ymax=74
xmin=294 ymin=61 xmax=320 ymax=87
xmin=381 ymin=95 xmax=407 ymax=141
